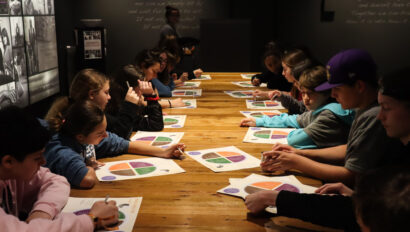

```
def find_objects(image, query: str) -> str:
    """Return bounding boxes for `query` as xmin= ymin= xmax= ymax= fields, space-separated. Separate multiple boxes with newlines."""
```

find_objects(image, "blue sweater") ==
xmin=44 ymin=132 xmax=129 ymax=187
xmin=255 ymin=103 xmax=354 ymax=149
xmin=151 ymin=78 xmax=176 ymax=97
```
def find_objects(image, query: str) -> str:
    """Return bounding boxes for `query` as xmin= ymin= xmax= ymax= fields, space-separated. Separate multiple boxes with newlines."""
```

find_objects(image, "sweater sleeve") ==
xmin=276 ymin=191 xmax=360 ymax=232
xmin=134 ymin=100 xmax=164 ymax=131
xmin=303 ymin=110 xmax=350 ymax=148
xmin=287 ymin=129 xmax=317 ymax=149
xmin=44 ymin=147 xmax=89 ymax=187
xmin=28 ymin=167 xmax=70 ymax=219
xmin=255 ymin=114 xmax=300 ymax=128
xmin=105 ymin=101 xmax=139 ymax=139
xmin=0 ymin=210 xmax=94 ymax=232
xmin=95 ymin=132 xmax=129 ymax=158
xmin=277 ymin=94 xmax=307 ymax=115
xmin=151 ymin=78 xmax=173 ymax=97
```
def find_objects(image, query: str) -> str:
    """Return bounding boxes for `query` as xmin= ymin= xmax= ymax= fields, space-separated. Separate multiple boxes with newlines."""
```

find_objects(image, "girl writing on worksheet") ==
xmin=44 ymin=100 xmax=185 ymax=189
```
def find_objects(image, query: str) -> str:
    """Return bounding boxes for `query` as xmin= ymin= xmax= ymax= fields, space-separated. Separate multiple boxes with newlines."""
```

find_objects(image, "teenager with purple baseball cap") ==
xmin=315 ymin=49 xmax=378 ymax=92
xmin=244 ymin=62 xmax=410 ymax=231
xmin=257 ymin=48 xmax=396 ymax=185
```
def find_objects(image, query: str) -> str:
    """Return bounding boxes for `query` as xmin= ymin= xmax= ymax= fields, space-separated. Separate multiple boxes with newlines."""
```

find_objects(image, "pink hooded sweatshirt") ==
xmin=0 ymin=167 xmax=93 ymax=231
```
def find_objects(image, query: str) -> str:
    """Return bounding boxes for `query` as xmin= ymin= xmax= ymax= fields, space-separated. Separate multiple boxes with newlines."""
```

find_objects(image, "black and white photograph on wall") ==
xmin=10 ymin=16 xmax=23 ymax=47
xmin=23 ymin=0 xmax=49 ymax=15
xmin=28 ymin=67 xmax=58 ymax=103
xmin=0 ymin=74 xmax=28 ymax=109
xmin=22 ymin=0 xmax=33 ymax=15
xmin=34 ymin=16 xmax=56 ymax=71
xmin=84 ymin=30 xmax=102 ymax=60
xmin=12 ymin=47 xmax=26 ymax=78
xmin=0 ymin=0 xmax=8 ymax=15
xmin=9 ymin=0 xmax=22 ymax=15
xmin=0 ymin=46 xmax=28 ymax=109
xmin=0 ymin=17 xmax=14 ymax=80
xmin=24 ymin=16 xmax=38 ymax=75
xmin=44 ymin=0 xmax=52 ymax=15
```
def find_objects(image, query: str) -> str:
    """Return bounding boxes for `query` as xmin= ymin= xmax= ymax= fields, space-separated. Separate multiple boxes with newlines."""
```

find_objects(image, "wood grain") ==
xmin=70 ymin=73 xmax=341 ymax=232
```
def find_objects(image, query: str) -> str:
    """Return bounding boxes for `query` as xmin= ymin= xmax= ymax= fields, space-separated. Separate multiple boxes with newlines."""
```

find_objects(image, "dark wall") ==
xmin=70 ymin=0 xmax=230 ymax=75
xmin=229 ymin=0 xmax=277 ymax=71
xmin=200 ymin=19 xmax=252 ymax=71
xmin=275 ymin=0 xmax=410 ymax=74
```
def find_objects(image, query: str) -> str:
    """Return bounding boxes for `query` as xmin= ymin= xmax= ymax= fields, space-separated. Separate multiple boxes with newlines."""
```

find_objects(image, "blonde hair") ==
xmin=45 ymin=69 xmax=108 ymax=132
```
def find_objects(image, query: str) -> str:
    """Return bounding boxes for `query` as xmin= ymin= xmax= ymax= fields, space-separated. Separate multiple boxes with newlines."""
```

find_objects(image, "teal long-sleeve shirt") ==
xmin=255 ymin=103 xmax=354 ymax=149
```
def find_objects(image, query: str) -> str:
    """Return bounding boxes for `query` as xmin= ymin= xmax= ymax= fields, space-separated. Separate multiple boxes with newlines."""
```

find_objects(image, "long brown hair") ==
xmin=45 ymin=69 xmax=108 ymax=132
xmin=106 ymin=64 xmax=141 ymax=114
xmin=282 ymin=49 xmax=312 ymax=81
xmin=60 ymin=100 xmax=105 ymax=137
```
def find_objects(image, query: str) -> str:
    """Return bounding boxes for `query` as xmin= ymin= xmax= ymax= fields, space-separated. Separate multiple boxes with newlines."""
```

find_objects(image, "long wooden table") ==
xmin=70 ymin=73 xmax=341 ymax=232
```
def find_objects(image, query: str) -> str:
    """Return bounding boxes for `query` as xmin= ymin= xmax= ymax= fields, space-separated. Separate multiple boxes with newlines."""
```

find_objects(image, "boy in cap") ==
xmin=259 ymin=49 xmax=394 ymax=186
xmin=245 ymin=66 xmax=410 ymax=231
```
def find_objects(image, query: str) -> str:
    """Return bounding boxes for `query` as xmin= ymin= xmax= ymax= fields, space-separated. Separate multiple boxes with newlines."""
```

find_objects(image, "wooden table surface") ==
xmin=70 ymin=73 xmax=342 ymax=232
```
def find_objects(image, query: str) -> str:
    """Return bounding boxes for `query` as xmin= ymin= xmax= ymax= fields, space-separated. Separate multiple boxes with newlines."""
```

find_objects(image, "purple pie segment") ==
xmin=224 ymin=188 xmax=240 ymax=194
xmin=101 ymin=176 xmax=116 ymax=181
xmin=136 ymin=136 xmax=156 ymax=141
xmin=188 ymin=151 xmax=201 ymax=155
xmin=275 ymin=184 xmax=300 ymax=193
xmin=129 ymin=162 xmax=153 ymax=168
xmin=227 ymin=156 xmax=246 ymax=162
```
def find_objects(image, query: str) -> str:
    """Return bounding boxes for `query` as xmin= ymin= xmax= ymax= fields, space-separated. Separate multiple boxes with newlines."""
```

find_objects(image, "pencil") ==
xmin=177 ymin=147 xmax=186 ymax=160
xmin=261 ymin=152 xmax=266 ymax=162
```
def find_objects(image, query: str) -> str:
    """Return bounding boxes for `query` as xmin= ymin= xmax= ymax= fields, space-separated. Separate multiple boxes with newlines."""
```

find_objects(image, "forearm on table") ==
xmin=293 ymin=156 xmax=355 ymax=185
xmin=298 ymin=145 xmax=346 ymax=164
xmin=128 ymin=141 xmax=164 ymax=156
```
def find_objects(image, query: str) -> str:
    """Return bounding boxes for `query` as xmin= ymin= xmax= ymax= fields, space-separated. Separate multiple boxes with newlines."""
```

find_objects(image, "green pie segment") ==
xmin=206 ymin=157 xmax=231 ymax=164
xmin=152 ymin=136 xmax=173 ymax=146
xmin=254 ymin=130 xmax=271 ymax=139
xmin=135 ymin=166 xmax=156 ymax=174
xmin=109 ymin=162 xmax=157 ymax=176
xmin=201 ymin=152 xmax=246 ymax=164
xmin=250 ymin=112 xmax=263 ymax=118
xmin=118 ymin=211 xmax=126 ymax=220
xmin=164 ymin=118 xmax=178 ymax=125
xmin=252 ymin=102 xmax=265 ymax=107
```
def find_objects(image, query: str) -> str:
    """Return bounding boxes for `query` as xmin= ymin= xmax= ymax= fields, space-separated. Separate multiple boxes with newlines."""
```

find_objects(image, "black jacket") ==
xmin=251 ymin=71 xmax=292 ymax=91
xmin=106 ymin=100 xmax=164 ymax=140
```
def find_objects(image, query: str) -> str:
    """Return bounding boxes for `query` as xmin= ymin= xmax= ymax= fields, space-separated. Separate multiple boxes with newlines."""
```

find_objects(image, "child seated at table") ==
xmin=245 ymin=66 xmax=410 ymax=231
xmin=44 ymin=100 xmax=185 ymax=189
xmin=46 ymin=68 xmax=162 ymax=139
xmin=253 ymin=48 xmax=316 ymax=114
xmin=251 ymin=41 xmax=292 ymax=91
xmin=106 ymin=64 xmax=164 ymax=138
xmin=258 ymin=49 xmax=397 ymax=185
xmin=151 ymin=48 xmax=188 ymax=97
xmin=241 ymin=66 xmax=354 ymax=149
xmin=0 ymin=106 xmax=118 ymax=231
xmin=133 ymin=49 xmax=186 ymax=108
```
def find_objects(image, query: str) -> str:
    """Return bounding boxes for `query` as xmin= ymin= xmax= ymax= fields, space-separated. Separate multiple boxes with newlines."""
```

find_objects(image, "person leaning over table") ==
xmin=245 ymin=67 xmax=410 ymax=232
xmin=0 ymin=106 xmax=119 ymax=231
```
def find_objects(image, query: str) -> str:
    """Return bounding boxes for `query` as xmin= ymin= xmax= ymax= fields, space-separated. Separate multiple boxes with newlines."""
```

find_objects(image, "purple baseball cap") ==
xmin=315 ymin=49 xmax=377 ymax=91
